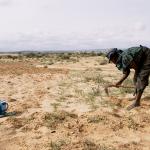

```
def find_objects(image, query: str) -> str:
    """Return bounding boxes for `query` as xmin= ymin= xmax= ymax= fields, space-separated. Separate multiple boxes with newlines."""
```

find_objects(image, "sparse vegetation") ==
xmin=126 ymin=116 xmax=140 ymax=130
xmin=98 ymin=58 xmax=108 ymax=65
xmin=87 ymin=115 xmax=108 ymax=123
xmin=83 ymin=72 xmax=109 ymax=84
xmin=83 ymin=139 xmax=115 ymax=150
xmin=49 ymin=139 xmax=68 ymax=150
xmin=51 ymin=103 xmax=61 ymax=111
xmin=44 ymin=111 xmax=78 ymax=129
xmin=0 ymin=52 xmax=149 ymax=150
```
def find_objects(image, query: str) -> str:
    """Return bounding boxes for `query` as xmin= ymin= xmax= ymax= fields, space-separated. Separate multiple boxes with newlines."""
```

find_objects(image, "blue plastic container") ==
xmin=0 ymin=100 xmax=8 ymax=115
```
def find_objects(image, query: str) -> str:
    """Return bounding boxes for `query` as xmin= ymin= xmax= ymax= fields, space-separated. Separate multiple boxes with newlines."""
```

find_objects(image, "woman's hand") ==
xmin=115 ymin=81 xmax=122 ymax=87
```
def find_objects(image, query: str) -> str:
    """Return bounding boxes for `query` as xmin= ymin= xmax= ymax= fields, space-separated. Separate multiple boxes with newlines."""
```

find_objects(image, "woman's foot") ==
xmin=127 ymin=102 xmax=140 ymax=110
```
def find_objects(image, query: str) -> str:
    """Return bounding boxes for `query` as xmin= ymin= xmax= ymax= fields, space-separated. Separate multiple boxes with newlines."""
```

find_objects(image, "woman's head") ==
xmin=106 ymin=48 xmax=122 ymax=64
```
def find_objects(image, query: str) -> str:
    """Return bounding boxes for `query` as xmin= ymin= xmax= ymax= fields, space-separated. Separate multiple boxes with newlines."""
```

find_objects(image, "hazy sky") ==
xmin=0 ymin=0 xmax=150 ymax=51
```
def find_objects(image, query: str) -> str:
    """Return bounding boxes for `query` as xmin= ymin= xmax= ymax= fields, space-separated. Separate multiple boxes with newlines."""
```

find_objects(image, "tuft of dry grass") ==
xmin=43 ymin=111 xmax=78 ymax=129
xmin=83 ymin=139 xmax=116 ymax=150
xmin=49 ymin=140 xmax=68 ymax=150
xmin=87 ymin=115 xmax=108 ymax=124
xmin=51 ymin=103 xmax=61 ymax=111
xmin=83 ymin=72 xmax=109 ymax=85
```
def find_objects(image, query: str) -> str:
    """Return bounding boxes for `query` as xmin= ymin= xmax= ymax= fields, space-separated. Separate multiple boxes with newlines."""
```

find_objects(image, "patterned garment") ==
xmin=116 ymin=45 xmax=150 ymax=92
xmin=135 ymin=47 xmax=150 ymax=92
xmin=116 ymin=46 xmax=143 ymax=72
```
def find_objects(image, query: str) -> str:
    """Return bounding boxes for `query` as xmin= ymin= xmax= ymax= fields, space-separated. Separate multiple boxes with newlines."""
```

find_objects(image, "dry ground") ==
xmin=0 ymin=55 xmax=150 ymax=150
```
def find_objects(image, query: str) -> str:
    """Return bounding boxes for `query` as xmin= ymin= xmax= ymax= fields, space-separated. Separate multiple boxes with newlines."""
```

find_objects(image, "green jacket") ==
xmin=116 ymin=46 xmax=143 ymax=72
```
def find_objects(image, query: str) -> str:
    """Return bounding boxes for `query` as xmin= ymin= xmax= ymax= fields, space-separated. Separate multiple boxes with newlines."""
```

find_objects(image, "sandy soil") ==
xmin=0 ymin=56 xmax=150 ymax=150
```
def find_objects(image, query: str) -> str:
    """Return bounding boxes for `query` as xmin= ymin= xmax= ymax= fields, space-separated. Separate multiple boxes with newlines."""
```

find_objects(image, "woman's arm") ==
xmin=115 ymin=68 xmax=130 ymax=87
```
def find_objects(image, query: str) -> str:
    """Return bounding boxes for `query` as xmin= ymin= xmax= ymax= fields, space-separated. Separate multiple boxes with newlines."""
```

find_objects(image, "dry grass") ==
xmin=83 ymin=139 xmax=116 ymax=150
xmin=49 ymin=139 xmax=68 ymax=150
xmin=0 ymin=53 xmax=150 ymax=150
xmin=44 ymin=111 xmax=78 ymax=129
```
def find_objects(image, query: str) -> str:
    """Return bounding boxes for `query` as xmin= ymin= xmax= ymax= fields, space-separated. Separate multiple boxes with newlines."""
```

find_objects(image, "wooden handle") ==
xmin=104 ymin=84 xmax=134 ymax=96
xmin=106 ymin=84 xmax=134 ymax=88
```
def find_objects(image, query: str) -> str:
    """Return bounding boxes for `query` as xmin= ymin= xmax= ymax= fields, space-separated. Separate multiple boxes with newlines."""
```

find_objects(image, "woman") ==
xmin=106 ymin=45 xmax=150 ymax=110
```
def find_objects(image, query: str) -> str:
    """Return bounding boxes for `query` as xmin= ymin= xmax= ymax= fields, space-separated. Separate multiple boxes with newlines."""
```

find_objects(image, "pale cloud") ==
xmin=134 ymin=22 xmax=146 ymax=31
xmin=0 ymin=0 xmax=14 ymax=6
xmin=0 ymin=0 xmax=150 ymax=51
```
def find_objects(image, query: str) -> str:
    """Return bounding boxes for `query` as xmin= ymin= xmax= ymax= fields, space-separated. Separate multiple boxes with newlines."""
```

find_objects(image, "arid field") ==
xmin=0 ymin=52 xmax=150 ymax=150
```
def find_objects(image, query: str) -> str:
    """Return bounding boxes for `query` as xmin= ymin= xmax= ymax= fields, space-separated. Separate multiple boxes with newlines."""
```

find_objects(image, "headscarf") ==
xmin=106 ymin=48 xmax=118 ymax=62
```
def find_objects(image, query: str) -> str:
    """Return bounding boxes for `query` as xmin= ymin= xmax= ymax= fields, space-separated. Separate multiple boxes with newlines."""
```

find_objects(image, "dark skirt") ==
xmin=135 ymin=47 xmax=150 ymax=92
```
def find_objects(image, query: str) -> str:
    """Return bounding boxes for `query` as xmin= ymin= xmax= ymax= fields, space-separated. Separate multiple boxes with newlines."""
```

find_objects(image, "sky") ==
xmin=0 ymin=0 xmax=150 ymax=51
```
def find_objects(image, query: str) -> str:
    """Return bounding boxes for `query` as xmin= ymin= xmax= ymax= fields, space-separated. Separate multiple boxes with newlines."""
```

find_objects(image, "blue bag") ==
xmin=0 ymin=100 xmax=8 ymax=115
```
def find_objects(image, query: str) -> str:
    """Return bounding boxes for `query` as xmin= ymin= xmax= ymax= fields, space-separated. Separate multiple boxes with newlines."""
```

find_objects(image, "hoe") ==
xmin=104 ymin=84 xmax=134 ymax=96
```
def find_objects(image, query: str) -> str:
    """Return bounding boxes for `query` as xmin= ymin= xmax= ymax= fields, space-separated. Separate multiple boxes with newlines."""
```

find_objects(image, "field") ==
xmin=0 ymin=52 xmax=150 ymax=150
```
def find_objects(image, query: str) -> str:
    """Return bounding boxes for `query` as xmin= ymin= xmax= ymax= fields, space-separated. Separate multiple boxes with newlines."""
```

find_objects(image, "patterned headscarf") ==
xmin=106 ymin=48 xmax=118 ymax=62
